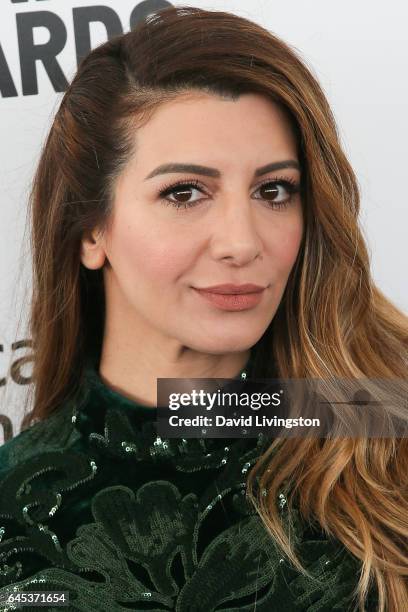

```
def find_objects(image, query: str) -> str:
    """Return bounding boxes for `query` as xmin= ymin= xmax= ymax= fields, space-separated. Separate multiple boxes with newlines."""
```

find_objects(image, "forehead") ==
xmin=130 ymin=92 xmax=298 ymax=169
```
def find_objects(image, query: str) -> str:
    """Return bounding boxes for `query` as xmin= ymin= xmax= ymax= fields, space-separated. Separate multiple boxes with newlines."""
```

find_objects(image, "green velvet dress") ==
xmin=0 ymin=354 xmax=376 ymax=611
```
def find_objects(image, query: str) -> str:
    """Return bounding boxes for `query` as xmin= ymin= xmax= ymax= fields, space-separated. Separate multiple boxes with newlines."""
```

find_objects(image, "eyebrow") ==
xmin=144 ymin=159 xmax=300 ymax=181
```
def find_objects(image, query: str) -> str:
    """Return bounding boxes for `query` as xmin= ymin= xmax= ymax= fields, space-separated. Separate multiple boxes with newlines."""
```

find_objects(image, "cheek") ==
xmin=107 ymin=216 xmax=191 ymax=284
xmin=268 ymin=215 xmax=303 ymax=275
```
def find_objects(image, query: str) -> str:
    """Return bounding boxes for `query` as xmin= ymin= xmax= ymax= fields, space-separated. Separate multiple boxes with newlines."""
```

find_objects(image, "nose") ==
xmin=210 ymin=197 xmax=263 ymax=266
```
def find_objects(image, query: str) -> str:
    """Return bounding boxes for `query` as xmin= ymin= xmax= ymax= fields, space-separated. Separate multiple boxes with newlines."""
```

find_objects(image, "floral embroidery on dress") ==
xmin=0 ymin=366 xmax=368 ymax=611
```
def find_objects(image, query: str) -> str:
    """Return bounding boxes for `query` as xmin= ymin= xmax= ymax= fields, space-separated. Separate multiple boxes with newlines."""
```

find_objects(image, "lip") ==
xmin=194 ymin=283 xmax=266 ymax=295
xmin=193 ymin=286 xmax=266 ymax=311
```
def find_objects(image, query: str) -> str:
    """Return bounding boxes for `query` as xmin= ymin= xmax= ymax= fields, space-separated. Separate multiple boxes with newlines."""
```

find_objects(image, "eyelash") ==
xmin=158 ymin=176 xmax=301 ymax=211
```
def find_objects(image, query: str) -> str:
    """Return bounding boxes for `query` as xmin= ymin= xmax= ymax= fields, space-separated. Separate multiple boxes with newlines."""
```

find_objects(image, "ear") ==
xmin=80 ymin=228 xmax=106 ymax=270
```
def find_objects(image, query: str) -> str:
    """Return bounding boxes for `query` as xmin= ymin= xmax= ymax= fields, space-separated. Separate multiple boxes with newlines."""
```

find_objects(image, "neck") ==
xmin=97 ymin=342 xmax=251 ymax=408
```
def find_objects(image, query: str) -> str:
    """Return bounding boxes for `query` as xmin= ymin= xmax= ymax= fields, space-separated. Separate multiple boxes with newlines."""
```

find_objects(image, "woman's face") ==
xmin=83 ymin=92 xmax=303 ymax=355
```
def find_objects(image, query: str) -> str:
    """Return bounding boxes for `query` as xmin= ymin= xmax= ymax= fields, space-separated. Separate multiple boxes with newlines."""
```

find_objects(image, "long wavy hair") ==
xmin=19 ymin=6 xmax=407 ymax=611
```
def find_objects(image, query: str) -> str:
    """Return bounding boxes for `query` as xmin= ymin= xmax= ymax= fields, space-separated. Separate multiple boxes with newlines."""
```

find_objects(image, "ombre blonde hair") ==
xmin=20 ymin=6 xmax=407 ymax=610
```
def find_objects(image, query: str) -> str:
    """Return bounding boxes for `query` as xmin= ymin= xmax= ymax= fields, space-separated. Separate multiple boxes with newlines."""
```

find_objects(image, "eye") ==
xmin=158 ymin=177 xmax=300 ymax=210
xmin=158 ymin=179 xmax=206 ymax=209
xmin=253 ymin=179 xmax=300 ymax=209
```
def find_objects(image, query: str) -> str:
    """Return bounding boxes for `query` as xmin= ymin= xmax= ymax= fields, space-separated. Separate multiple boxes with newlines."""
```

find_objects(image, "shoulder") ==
xmin=0 ymin=400 xmax=80 ymax=478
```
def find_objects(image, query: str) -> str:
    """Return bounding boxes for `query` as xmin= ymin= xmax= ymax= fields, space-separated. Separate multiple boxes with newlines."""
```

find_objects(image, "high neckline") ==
xmin=71 ymin=348 xmax=267 ymax=471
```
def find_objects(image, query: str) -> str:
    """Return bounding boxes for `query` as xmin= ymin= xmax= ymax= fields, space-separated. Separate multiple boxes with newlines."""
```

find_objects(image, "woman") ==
xmin=0 ymin=5 xmax=406 ymax=611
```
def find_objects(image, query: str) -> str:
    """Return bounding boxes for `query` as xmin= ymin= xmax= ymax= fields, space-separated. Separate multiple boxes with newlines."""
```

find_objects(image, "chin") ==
xmin=182 ymin=334 xmax=257 ymax=355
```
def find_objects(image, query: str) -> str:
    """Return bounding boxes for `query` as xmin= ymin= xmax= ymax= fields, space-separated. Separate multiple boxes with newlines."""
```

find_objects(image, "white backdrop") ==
xmin=1 ymin=0 xmax=407 ymax=443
